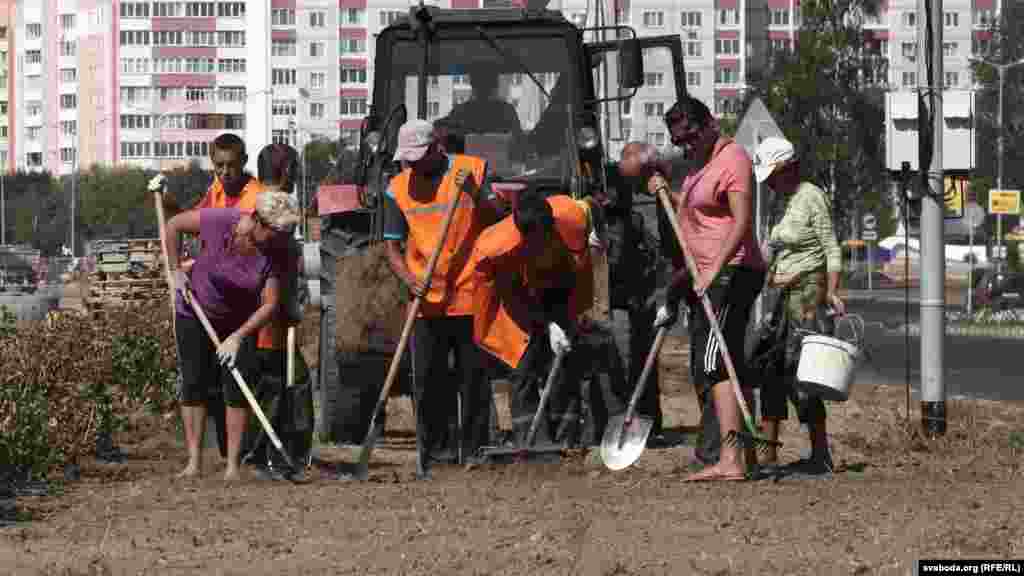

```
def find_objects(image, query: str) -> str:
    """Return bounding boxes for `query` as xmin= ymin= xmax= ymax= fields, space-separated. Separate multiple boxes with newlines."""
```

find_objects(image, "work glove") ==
xmin=217 ymin=333 xmax=242 ymax=368
xmin=548 ymin=322 xmax=572 ymax=356
xmin=588 ymin=228 xmax=605 ymax=250
xmin=653 ymin=304 xmax=678 ymax=329
xmin=174 ymin=268 xmax=190 ymax=295
xmin=148 ymin=173 xmax=166 ymax=192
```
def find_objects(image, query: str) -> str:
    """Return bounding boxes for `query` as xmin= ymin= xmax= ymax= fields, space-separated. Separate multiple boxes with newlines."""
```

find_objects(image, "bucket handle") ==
xmin=834 ymin=313 xmax=866 ymax=347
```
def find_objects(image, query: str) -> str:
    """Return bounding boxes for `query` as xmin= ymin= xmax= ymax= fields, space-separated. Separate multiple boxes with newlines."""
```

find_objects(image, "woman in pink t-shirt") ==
xmin=647 ymin=96 xmax=766 ymax=483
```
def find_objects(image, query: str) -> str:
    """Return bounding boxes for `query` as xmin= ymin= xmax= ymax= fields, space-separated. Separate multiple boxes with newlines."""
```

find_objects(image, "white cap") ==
xmin=753 ymin=136 xmax=796 ymax=184
xmin=393 ymin=119 xmax=436 ymax=163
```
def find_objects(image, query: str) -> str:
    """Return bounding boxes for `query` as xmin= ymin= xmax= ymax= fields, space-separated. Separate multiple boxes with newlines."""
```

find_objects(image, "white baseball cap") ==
xmin=393 ymin=119 xmax=436 ymax=163
xmin=753 ymin=136 xmax=796 ymax=184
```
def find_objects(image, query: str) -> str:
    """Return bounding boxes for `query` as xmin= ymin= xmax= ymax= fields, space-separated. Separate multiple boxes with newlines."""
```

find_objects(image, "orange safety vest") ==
xmin=191 ymin=177 xmax=293 ymax=351
xmin=389 ymin=154 xmax=489 ymax=318
xmin=470 ymin=195 xmax=593 ymax=370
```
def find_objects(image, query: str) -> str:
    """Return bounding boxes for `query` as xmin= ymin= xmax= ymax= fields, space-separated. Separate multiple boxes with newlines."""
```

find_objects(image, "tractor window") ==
xmin=384 ymin=36 xmax=575 ymax=180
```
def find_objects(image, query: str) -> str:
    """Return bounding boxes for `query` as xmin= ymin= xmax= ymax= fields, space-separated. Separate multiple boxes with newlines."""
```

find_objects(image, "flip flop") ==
xmin=683 ymin=467 xmax=747 ymax=483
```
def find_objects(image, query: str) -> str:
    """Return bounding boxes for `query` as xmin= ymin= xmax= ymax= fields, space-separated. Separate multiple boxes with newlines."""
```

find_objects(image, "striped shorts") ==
xmin=688 ymin=265 xmax=766 ymax=398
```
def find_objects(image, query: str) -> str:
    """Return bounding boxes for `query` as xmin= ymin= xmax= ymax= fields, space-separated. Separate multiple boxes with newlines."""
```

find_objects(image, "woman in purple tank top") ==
xmin=163 ymin=190 xmax=298 ymax=482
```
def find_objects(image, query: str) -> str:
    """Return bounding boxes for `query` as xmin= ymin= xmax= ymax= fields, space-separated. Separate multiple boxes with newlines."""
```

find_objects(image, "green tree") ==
xmin=76 ymin=165 xmax=156 ymax=242
xmin=745 ymin=0 xmax=891 ymax=241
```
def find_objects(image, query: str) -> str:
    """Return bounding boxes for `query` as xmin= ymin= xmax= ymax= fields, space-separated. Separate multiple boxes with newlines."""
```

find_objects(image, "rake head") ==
xmin=723 ymin=429 xmax=783 ymax=454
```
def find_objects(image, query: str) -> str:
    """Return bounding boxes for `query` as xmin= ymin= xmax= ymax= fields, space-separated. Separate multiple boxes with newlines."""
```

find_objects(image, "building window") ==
xmin=620 ymin=100 xmax=631 ymax=116
xmin=943 ymin=42 xmax=958 ymax=57
xmin=26 ymin=23 xmax=42 ymax=39
xmin=272 ymin=9 xmax=295 ymax=26
xmin=902 ymin=12 xmax=916 ymax=28
xmin=61 ymin=120 xmax=77 ymax=136
xmin=61 ymin=14 xmax=76 ymax=30
xmin=380 ymin=10 xmax=403 ymax=27
xmin=272 ymin=39 xmax=296 ymax=57
xmin=218 ymin=59 xmax=246 ymax=74
xmin=716 ymin=38 xmax=740 ymax=55
xmin=644 ymin=72 xmax=664 ymax=86
xmin=769 ymin=9 xmax=790 ymax=26
xmin=26 ymin=50 xmax=42 ymax=65
xmin=119 ymin=2 xmax=150 ymax=18
xmin=185 ymin=87 xmax=214 ymax=102
xmin=715 ymin=67 xmax=738 ymax=84
xmin=427 ymin=101 xmax=440 ymax=118
xmin=27 ymin=127 xmax=41 ymax=141
xmin=681 ymin=11 xmax=701 ymax=27
xmin=272 ymin=68 xmax=297 ymax=85
xmin=687 ymin=71 xmax=701 ymax=87
xmin=272 ymin=99 xmax=297 ymax=116
xmin=60 ymin=41 xmax=76 ymax=57
xmin=153 ymin=1 xmax=184 ymax=17
xmin=685 ymin=40 xmax=702 ymax=58
xmin=973 ymin=9 xmax=995 ymax=27
xmin=715 ymin=97 xmax=740 ymax=116
xmin=770 ymin=38 xmax=793 ymax=53
xmin=340 ymin=38 xmax=366 ymax=55
xmin=902 ymin=71 xmax=916 ymax=87
xmin=945 ymin=71 xmax=959 ymax=88
xmin=60 ymin=148 xmax=77 ymax=164
xmin=344 ymin=8 xmax=365 ymax=25
xmin=26 ymin=102 xmax=42 ymax=116
xmin=185 ymin=2 xmax=216 ymax=17
xmin=718 ymin=9 xmax=740 ymax=26
xmin=219 ymin=86 xmax=246 ymax=102
xmin=646 ymin=132 xmax=665 ymax=147
xmin=61 ymin=94 xmax=77 ymax=109
xmin=340 ymin=97 xmax=368 ymax=116
xmin=902 ymin=42 xmax=917 ymax=62
xmin=27 ymin=153 xmax=43 ymax=167
xmin=340 ymin=65 xmax=367 ymax=84
xmin=944 ymin=11 xmax=958 ymax=27
xmin=642 ymin=11 xmax=664 ymax=27
xmin=310 ymin=102 xmax=325 ymax=118
xmin=0 ymin=26 xmax=7 ymax=39
xmin=272 ymin=130 xmax=291 ymax=145
xmin=218 ymin=2 xmax=244 ymax=17
xmin=309 ymin=42 xmax=325 ymax=58
xmin=643 ymin=102 xmax=665 ymax=117
xmin=309 ymin=11 xmax=326 ymax=27
xmin=310 ymin=72 xmax=326 ymax=89
xmin=217 ymin=31 xmax=245 ymax=47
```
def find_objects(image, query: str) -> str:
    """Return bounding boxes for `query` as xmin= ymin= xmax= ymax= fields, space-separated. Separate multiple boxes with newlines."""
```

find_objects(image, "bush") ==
xmin=0 ymin=304 xmax=178 ymax=480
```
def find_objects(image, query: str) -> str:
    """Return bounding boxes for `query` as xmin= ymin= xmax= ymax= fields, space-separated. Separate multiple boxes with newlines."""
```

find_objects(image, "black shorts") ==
xmin=689 ymin=266 xmax=765 ymax=398
xmin=175 ymin=314 xmax=256 ymax=408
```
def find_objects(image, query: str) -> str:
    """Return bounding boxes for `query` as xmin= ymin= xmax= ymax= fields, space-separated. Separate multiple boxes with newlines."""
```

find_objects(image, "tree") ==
xmin=302 ymin=137 xmax=361 ymax=187
xmin=745 ymin=0 xmax=891 ymax=240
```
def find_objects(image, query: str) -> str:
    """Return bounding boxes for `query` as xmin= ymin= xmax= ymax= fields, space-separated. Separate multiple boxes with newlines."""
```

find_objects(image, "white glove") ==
xmin=653 ymin=304 xmax=677 ymax=329
xmin=148 ymin=173 xmax=166 ymax=192
xmin=588 ymin=228 xmax=605 ymax=250
xmin=217 ymin=333 xmax=242 ymax=368
xmin=548 ymin=322 xmax=572 ymax=355
xmin=173 ymin=268 xmax=189 ymax=294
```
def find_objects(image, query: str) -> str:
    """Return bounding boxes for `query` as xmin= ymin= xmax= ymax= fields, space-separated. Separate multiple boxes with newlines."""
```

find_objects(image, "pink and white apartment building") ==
xmin=3 ymin=0 xmax=1016 ymax=175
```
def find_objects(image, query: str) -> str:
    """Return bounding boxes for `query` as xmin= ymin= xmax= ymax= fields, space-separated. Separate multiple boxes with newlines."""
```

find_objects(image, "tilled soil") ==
xmin=3 ymin=335 xmax=1024 ymax=576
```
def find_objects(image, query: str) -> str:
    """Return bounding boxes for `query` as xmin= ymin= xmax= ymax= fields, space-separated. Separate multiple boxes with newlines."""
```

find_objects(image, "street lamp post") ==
xmin=970 ymin=55 xmax=1024 ymax=270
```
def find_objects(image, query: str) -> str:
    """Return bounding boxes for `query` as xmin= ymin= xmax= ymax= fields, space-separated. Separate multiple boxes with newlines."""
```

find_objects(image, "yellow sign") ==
xmin=989 ymin=189 xmax=1022 ymax=216
xmin=943 ymin=175 xmax=966 ymax=219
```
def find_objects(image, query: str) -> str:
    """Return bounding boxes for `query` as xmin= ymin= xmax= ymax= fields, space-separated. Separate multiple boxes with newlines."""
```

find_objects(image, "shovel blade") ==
xmin=600 ymin=413 xmax=654 ymax=471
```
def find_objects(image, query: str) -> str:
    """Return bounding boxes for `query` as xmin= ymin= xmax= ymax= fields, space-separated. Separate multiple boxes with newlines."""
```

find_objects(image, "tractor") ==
xmin=315 ymin=3 xmax=688 ymax=445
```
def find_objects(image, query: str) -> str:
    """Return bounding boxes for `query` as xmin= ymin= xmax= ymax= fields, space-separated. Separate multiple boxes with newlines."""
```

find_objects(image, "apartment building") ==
xmin=1 ymin=0 xmax=1017 ymax=174
xmin=0 ymin=0 xmax=12 ymax=173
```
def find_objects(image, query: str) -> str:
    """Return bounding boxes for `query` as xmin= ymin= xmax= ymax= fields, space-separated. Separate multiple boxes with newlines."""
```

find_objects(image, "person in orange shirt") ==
xmin=470 ymin=192 xmax=621 ymax=449
xmin=382 ymin=119 xmax=499 ymax=477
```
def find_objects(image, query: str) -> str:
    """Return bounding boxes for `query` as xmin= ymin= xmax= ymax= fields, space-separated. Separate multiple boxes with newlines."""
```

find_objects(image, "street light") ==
xmin=969 ymin=55 xmax=1024 ymax=269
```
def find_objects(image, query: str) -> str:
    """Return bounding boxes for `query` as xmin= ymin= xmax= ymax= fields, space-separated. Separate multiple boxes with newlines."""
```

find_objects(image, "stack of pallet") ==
xmin=86 ymin=238 xmax=166 ymax=310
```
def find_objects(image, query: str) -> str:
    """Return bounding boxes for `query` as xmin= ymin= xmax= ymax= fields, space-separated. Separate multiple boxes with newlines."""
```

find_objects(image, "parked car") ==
xmin=877 ymin=234 xmax=989 ymax=264
xmin=968 ymin=269 xmax=1024 ymax=310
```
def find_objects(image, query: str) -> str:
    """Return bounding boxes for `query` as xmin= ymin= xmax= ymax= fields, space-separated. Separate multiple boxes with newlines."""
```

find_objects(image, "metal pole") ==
xmin=996 ymin=66 xmax=1004 ymax=270
xmin=867 ymin=241 xmax=873 ymax=292
xmin=968 ymin=216 xmax=974 ymax=315
xmin=918 ymin=0 xmax=946 ymax=436
xmin=1 ymin=169 xmax=5 ymax=245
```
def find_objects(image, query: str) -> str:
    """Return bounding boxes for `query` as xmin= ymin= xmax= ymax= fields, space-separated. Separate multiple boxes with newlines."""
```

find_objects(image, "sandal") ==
xmin=683 ymin=466 xmax=747 ymax=482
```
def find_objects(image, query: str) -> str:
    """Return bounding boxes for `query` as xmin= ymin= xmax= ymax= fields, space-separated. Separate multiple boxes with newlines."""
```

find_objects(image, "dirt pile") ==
xmin=333 ymin=243 xmax=409 ymax=362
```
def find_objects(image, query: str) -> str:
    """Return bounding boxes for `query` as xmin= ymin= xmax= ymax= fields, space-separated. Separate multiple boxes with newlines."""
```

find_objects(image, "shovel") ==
xmin=600 ymin=326 xmax=667 ymax=471
xmin=476 ymin=348 xmax=568 ymax=464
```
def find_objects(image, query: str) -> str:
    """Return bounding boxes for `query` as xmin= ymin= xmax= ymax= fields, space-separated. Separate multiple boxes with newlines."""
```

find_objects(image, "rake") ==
xmin=653 ymin=175 xmax=780 ymax=454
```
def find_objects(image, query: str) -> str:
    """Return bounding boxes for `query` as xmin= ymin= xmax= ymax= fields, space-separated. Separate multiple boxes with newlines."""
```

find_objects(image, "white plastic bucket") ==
xmin=795 ymin=315 xmax=864 ymax=402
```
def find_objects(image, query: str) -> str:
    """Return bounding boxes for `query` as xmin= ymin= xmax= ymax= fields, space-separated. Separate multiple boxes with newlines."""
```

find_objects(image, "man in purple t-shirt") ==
xmin=163 ymin=192 xmax=297 ymax=482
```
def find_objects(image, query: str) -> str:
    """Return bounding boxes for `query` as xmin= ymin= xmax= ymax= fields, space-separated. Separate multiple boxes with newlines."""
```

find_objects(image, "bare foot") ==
xmin=223 ymin=467 xmax=241 ymax=483
xmin=176 ymin=464 xmax=200 ymax=479
xmin=683 ymin=463 xmax=747 ymax=482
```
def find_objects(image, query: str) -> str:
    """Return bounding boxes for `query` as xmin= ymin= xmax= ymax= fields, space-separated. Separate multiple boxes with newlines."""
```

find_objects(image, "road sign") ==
xmin=862 ymin=214 xmax=877 ymax=230
xmin=988 ymin=189 xmax=1021 ymax=215
xmin=944 ymin=175 xmax=967 ymax=219
xmin=862 ymin=230 xmax=879 ymax=241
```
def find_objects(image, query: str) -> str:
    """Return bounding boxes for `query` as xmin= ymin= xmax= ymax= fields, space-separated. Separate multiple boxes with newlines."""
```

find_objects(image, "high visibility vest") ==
xmin=193 ymin=177 xmax=293 ymax=351
xmin=470 ymin=195 xmax=593 ymax=369
xmin=389 ymin=154 xmax=489 ymax=318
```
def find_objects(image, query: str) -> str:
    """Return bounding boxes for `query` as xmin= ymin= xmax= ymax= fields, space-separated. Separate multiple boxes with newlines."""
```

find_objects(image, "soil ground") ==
xmin=4 ymin=330 xmax=1024 ymax=575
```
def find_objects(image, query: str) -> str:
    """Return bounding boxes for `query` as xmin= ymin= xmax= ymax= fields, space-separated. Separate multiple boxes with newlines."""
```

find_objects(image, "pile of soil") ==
xmin=3 ymin=335 xmax=1023 ymax=575
xmin=332 ymin=243 xmax=408 ymax=362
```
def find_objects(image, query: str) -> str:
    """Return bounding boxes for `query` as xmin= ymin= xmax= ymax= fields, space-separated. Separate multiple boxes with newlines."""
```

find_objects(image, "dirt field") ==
xmin=3 ymin=334 xmax=1024 ymax=576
